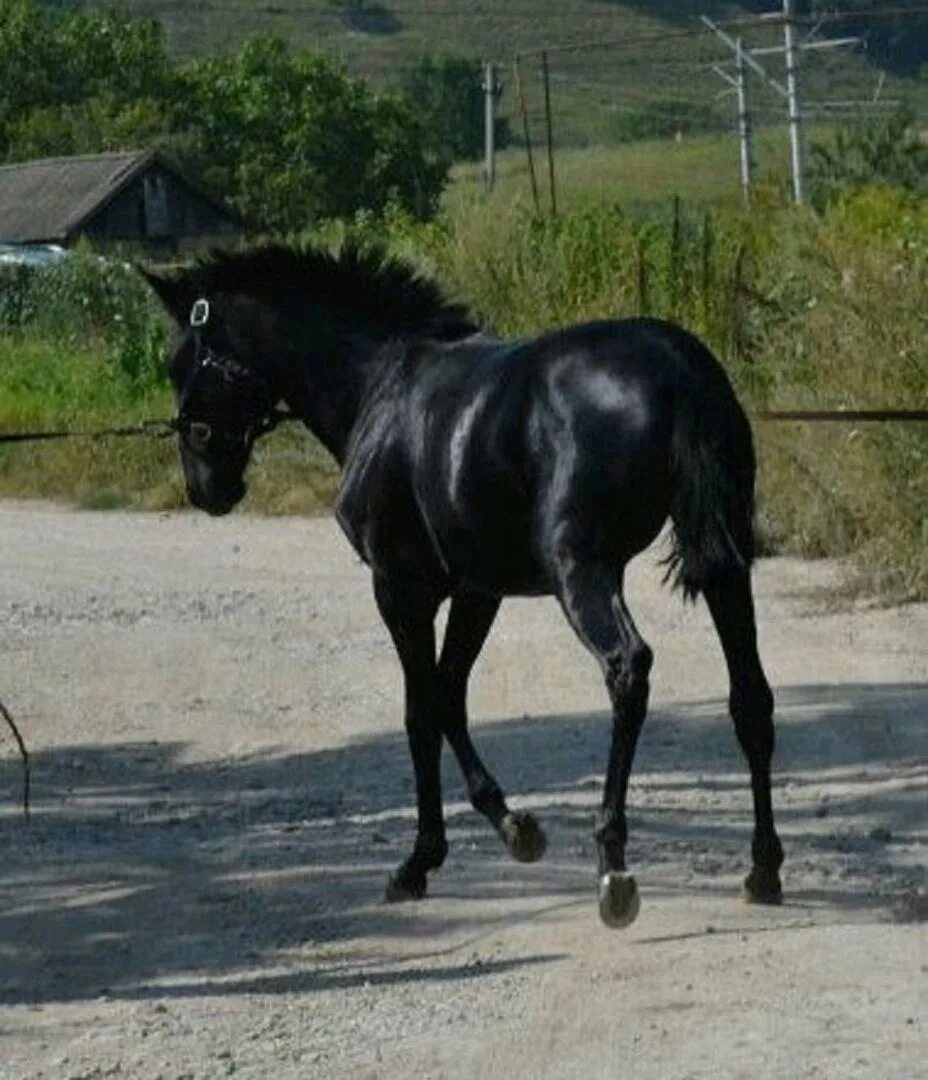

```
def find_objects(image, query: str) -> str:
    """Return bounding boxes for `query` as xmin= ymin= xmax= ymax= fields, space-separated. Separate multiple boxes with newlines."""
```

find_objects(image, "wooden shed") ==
xmin=0 ymin=150 xmax=241 ymax=254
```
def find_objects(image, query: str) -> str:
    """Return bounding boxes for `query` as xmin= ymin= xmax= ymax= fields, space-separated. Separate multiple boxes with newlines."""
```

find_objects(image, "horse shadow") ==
xmin=0 ymin=681 xmax=924 ymax=1005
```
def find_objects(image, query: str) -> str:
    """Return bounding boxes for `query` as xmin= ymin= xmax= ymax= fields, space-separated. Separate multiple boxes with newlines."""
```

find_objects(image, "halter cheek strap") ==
xmin=175 ymin=297 xmax=212 ymax=417
xmin=172 ymin=297 xmax=296 ymax=444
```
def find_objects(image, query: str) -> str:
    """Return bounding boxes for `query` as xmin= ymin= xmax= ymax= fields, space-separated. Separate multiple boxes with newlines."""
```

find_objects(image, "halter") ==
xmin=172 ymin=298 xmax=294 ymax=449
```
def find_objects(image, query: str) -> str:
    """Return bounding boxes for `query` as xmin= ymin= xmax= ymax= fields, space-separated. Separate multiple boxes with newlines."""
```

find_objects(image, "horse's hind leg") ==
xmin=439 ymin=590 xmax=546 ymax=863
xmin=556 ymin=560 xmax=652 ymax=929
xmin=373 ymin=573 xmax=446 ymax=902
xmin=703 ymin=570 xmax=783 ymax=904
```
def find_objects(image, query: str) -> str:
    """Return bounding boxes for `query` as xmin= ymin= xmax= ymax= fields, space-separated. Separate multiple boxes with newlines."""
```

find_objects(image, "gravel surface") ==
xmin=0 ymin=501 xmax=925 ymax=1080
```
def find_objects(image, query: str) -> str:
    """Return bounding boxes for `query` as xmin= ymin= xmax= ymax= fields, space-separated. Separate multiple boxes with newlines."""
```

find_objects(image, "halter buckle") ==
xmin=190 ymin=298 xmax=210 ymax=328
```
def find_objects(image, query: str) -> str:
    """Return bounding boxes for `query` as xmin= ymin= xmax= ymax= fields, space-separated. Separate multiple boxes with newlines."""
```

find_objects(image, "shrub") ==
xmin=398 ymin=53 xmax=512 ymax=164
xmin=809 ymin=108 xmax=928 ymax=210
xmin=0 ymin=247 xmax=168 ymax=389
xmin=177 ymin=37 xmax=448 ymax=228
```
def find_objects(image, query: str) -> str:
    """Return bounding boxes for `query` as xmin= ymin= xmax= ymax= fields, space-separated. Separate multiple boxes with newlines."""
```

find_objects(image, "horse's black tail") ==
xmin=665 ymin=368 xmax=757 ymax=601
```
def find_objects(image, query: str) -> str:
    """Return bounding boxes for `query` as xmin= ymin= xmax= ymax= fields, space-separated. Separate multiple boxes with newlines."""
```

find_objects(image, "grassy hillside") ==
xmin=60 ymin=1 xmax=926 ymax=148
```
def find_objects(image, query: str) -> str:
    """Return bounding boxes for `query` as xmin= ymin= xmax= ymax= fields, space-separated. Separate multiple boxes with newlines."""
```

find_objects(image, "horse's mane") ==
xmin=190 ymin=241 xmax=479 ymax=341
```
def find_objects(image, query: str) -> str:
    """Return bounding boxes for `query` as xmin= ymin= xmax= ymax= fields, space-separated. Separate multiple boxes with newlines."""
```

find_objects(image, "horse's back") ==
xmin=341 ymin=317 xmax=747 ymax=595
xmin=404 ymin=318 xmax=729 ymax=592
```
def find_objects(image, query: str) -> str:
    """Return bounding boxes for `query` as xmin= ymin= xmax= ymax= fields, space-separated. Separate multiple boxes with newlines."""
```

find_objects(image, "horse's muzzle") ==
xmin=187 ymin=482 xmax=245 ymax=517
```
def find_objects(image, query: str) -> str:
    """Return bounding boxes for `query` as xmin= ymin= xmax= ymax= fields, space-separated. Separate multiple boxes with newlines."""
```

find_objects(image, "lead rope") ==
xmin=0 ymin=420 xmax=175 ymax=445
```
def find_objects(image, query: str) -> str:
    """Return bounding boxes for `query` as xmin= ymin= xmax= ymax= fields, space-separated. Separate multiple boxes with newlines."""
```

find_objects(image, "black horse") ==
xmin=141 ymin=242 xmax=783 ymax=928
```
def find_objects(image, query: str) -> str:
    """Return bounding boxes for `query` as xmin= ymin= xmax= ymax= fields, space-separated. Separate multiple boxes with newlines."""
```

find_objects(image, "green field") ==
xmin=448 ymin=125 xmax=801 ymax=213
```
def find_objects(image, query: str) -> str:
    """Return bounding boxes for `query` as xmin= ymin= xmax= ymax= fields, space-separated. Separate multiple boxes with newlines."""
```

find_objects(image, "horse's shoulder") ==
xmin=335 ymin=415 xmax=401 ymax=557
xmin=335 ymin=377 xmax=433 ymax=568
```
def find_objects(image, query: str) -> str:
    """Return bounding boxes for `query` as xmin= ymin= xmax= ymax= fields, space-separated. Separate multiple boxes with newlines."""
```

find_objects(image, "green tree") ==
xmin=815 ymin=2 xmax=928 ymax=78
xmin=399 ymin=53 xmax=511 ymax=163
xmin=0 ymin=0 xmax=175 ymax=157
xmin=177 ymin=37 xmax=447 ymax=229
xmin=8 ymin=95 xmax=181 ymax=161
xmin=54 ymin=10 xmax=173 ymax=104
xmin=0 ymin=0 xmax=63 ymax=153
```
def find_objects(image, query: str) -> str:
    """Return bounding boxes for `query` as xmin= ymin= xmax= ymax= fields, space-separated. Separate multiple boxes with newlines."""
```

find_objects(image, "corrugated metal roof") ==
xmin=0 ymin=151 xmax=171 ymax=243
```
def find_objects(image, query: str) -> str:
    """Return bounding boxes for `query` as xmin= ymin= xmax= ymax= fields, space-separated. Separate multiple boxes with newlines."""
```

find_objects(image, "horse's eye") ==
xmin=188 ymin=421 xmax=212 ymax=451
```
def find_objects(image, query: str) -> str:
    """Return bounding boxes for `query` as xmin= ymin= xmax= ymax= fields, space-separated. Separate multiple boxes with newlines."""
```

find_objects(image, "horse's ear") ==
xmin=138 ymin=267 xmax=197 ymax=327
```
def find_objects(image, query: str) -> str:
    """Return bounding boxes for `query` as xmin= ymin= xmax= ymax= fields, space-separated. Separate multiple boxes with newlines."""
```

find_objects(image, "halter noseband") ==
xmin=172 ymin=298 xmax=291 ymax=449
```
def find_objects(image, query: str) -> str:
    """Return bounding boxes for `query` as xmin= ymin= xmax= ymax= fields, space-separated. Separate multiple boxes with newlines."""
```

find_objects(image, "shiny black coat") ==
xmin=336 ymin=317 xmax=753 ymax=602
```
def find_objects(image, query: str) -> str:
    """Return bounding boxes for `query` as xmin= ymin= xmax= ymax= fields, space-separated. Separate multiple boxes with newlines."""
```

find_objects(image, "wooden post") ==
xmin=541 ymin=50 xmax=558 ymax=218
xmin=514 ymin=57 xmax=541 ymax=217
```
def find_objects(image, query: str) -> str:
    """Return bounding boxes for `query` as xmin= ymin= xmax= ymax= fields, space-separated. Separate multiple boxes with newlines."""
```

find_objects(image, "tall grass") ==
xmin=0 ymin=335 xmax=178 ymax=509
xmin=741 ymin=190 xmax=928 ymax=601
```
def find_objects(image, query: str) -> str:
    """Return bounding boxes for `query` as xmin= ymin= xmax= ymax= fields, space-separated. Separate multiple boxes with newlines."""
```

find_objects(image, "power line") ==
xmin=140 ymin=3 xmax=928 ymax=20
xmin=515 ymin=7 xmax=928 ymax=59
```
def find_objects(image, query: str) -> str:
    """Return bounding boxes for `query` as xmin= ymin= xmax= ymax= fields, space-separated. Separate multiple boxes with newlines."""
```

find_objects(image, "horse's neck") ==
xmin=286 ymin=326 xmax=390 ymax=466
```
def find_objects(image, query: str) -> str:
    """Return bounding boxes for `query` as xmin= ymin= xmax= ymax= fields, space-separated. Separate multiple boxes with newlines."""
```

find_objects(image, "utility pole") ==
xmin=483 ymin=61 xmax=501 ymax=193
xmin=709 ymin=38 xmax=755 ymax=204
xmin=783 ymin=0 xmax=805 ymax=205
xmin=736 ymin=39 xmax=755 ymax=205
xmin=541 ymin=50 xmax=557 ymax=218
xmin=703 ymin=7 xmax=861 ymax=208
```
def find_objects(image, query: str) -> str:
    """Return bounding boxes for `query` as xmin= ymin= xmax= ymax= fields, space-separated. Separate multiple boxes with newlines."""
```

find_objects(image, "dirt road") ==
xmin=0 ymin=502 xmax=925 ymax=1080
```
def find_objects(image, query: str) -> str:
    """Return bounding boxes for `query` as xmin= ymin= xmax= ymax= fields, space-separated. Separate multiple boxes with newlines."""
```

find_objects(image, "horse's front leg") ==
xmin=439 ymin=590 xmax=547 ymax=863
xmin=373 ymin=573 xmax=446 ymax=902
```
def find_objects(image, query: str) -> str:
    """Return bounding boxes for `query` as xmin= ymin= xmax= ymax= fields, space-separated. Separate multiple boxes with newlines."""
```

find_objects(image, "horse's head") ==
xmin=141 ymin=269 xmax=282 ymax=516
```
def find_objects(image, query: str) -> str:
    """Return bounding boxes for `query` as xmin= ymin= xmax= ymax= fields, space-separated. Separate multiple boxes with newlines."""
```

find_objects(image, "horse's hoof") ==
xmin=598 ymin=871 xmax=640 ymax=929
xmin=500 ymin=810 xmax=548 ymax=863
xmin=384 ymin=870 xmax=427 ymax=903
xmin=742 ymin=866 xmax=783 ymax=905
